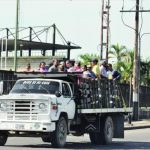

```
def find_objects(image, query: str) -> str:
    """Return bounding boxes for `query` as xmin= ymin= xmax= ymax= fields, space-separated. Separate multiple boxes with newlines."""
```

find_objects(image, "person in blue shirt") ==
xmin=82 ymin=65 xmax=97 ymax=79
xmin=87 ymin=65 xmax=97 ymax=79
xmin=107 ymin=63 xmax=121 ymax=80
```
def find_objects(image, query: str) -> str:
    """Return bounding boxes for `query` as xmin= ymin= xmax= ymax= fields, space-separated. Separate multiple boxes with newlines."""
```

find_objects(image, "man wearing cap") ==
xmin=92 ymin=58 xmax=100 ymax=78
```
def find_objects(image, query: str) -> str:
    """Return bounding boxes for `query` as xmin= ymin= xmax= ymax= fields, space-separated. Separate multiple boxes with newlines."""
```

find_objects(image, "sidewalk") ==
xmin=124 ymin=119 xmax=150 ymax=130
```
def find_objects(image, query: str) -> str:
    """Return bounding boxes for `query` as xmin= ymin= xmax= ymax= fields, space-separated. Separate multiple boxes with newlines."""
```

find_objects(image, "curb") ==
xmin=124 ymin=125 xmax=150 ymax=130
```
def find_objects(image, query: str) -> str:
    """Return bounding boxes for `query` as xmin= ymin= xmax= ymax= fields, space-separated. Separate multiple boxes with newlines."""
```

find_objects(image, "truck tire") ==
xmin=101 ymin=116 xmax=114 ymax=144
xmin=50 ymin=117 xmax=67 ymax=148
xmin=89 ymin=116 xmax=114 ymax=145
xmin=0 ymin=132 xmax=8 ymax=146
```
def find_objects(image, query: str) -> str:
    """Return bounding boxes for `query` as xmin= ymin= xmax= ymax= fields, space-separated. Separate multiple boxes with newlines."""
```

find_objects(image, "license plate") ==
xmin=15 ymin=124 xmax=25 ymax=130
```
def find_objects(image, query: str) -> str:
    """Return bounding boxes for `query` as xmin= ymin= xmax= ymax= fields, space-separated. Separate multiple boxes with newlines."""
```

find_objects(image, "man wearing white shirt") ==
xmin=99 ymin=60 xmax=108 ymax=78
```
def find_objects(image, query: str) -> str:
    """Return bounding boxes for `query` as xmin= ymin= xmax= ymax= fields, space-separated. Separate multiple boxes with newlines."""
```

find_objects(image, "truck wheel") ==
xmin=89 ymin=116 xmax=113 ymax=145
xmin=51 ymin=117 xmax=67 ymax=148
xmin=101 ymin=116 xmax=114 ymax=144
xmin=0 ymin=132 xmax=8 ymax=146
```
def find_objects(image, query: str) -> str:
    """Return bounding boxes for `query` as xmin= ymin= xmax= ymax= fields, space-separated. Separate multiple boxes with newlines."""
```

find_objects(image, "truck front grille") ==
xmin=5 ymin=100 xmax=48 ymax=121
xmin=8 ymin=101 xmax=39 ymax=114
xmin=14 ymin=101 xmax=37 ymax=114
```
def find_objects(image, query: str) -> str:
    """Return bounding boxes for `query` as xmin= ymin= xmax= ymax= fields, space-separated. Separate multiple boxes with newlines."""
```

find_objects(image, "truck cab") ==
xmin=0 ymin=78 xmax=75 ymax=148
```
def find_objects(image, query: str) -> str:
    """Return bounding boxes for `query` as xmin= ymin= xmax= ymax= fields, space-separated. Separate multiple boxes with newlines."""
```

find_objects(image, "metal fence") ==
xmin=78 ymin=79 xmax=124 ymax=109
xmin=120 ymin=83 xmax=150 ymax=107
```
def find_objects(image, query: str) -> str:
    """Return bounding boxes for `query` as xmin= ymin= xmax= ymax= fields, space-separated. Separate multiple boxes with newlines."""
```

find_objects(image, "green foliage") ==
xmin=109 ymin=43 xmax=127 ymax=71
xmin=78 ymin=53 xmax=99 ymax=65
xmin=140 ymin=58 xmax=150 ymax=86
xmin=109 ymin=43 xmax=134 ymax=83
xmin=109 ymin=44 xmax=150 ymax=85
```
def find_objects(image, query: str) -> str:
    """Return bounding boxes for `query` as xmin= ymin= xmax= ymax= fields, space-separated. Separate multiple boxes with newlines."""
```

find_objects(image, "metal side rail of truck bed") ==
xmin=78 ymin=107 xmax=132 ymax=114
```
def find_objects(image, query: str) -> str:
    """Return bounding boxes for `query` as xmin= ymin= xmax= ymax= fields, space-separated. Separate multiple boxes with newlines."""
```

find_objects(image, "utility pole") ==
xmin=133 ymin=0 xmax=139 ymax=121
xmin=120 ymin=0 xmax=145 ymax=121
xmin=14 ymin=0 xmax=20 ymax=71
xmin=100 ymin=0 xmax=110 ymax=62
xmin=106 ymin=0 xmax=110 ymax=62
xmin=52 ymin=24 xmax=56 ymax=57
xmin=100 ymin=0 xmax=104 ymax=60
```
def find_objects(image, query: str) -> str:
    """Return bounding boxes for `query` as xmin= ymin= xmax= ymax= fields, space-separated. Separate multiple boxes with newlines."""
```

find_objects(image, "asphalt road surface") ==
xmin=1 ymin=128 xmax=150 ymax=150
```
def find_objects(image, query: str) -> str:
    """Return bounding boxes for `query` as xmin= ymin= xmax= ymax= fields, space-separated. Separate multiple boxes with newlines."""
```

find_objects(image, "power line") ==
xmin=120 ymin=10 xmax=150 ymax=12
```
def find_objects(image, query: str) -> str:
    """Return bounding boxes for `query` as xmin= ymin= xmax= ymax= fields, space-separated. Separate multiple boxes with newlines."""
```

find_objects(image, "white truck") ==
xmin=0 ymin=73 xmax=131 ymax=148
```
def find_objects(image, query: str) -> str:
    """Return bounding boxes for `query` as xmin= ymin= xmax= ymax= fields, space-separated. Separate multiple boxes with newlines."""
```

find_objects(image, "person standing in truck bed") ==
xmin=92 ymin=58 xmax=100 ymax=78
xmin=49 ymin=59 xmax=59 ymax=72
xmin=37 ymin=62 xmax=48 ymax=72
xmin=20 ymin=63 xmax=34 ymax=72
xmin=99 ymin=60 xmax=108 ymax=79
xmin=107 ymin=63 xmax=121 ymax=80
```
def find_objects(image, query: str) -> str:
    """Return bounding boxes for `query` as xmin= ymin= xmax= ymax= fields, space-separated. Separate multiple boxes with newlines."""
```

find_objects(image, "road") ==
xmin=1 ymin=128 xmax=150 ymax=150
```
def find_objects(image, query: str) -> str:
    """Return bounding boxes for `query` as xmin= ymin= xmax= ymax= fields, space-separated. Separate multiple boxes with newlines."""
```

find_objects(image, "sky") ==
xmin=0 ymin=0 xmax=150 ymax=60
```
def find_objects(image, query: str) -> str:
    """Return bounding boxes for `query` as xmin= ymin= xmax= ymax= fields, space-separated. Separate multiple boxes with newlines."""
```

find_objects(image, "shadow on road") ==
xmin=3 ymin=141 xmax=150 ymax=149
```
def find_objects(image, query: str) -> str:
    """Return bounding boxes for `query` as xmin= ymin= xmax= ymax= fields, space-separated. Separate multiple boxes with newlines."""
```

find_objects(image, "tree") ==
xmin=140 ymin=58 xmax=150 ymax=86
xmin=78 ymin=53 xmax=99 ymax=65
xmin=109 ymin=43 xmax=127 ymax=72
xmin=125 ymin=50 xmax=134 ymax=69
xmin=116 ymin=50 xmax=133 ymax=83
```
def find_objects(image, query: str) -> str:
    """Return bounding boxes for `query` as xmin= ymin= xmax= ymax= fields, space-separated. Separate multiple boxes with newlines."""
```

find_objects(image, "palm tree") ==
xmin=119 ymin=61 xmax=132 ymax=83
xmin=109 ymin=43 xmax=127 ymax=71
xmin=78 ymin=53 xmax=99 ymax=65
xmin=125 ymin=50 xmax=134 ymax=68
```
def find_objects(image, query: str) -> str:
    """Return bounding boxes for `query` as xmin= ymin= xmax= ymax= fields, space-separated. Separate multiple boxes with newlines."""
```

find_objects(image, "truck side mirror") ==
xmin=55 ymin=91 xmax=61 ymax=97
xmin=0 ymin=81 xmax=3 ymax=95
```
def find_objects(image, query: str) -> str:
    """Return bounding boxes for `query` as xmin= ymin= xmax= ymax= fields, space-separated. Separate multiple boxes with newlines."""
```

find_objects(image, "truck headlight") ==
xmin=0 ymin=102 xmax=7 ymax=111
xmin=39 ymin=103 xmax=47 ymax=110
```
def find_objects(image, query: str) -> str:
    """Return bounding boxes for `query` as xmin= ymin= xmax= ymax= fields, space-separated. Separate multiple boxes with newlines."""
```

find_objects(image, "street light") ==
xmin=14 ymin=0 xmax=20 ymax=71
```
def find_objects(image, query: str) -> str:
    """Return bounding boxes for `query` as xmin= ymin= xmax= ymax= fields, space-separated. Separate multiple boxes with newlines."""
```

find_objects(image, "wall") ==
xmin=0 ymin=56 xmax=63 ymax=71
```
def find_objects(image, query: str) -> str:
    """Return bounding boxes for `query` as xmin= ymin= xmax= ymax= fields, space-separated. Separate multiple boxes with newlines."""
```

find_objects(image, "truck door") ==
xmin=61 ymin=82 xmax=75 ymax=119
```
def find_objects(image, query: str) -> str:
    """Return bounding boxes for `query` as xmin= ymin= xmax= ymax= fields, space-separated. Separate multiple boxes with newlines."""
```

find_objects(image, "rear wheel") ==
xmin=89 ymin=116 xmax=114 ymax=145
xmin=51 ymin=117 xmax=67 ymax=148
xmin=0 ymin=132 xmax=8 ymax=146
xmin=101 ymin=116 xmax=114 ymax=144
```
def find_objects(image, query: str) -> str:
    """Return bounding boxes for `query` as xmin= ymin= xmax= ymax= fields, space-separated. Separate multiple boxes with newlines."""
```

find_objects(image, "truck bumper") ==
xmin=0 ymin=121 xmax=55 ymax=132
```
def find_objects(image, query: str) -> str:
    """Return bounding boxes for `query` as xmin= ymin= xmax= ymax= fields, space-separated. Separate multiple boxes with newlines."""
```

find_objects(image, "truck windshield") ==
xmin=10 ymin=80 xmax=60 ymax=94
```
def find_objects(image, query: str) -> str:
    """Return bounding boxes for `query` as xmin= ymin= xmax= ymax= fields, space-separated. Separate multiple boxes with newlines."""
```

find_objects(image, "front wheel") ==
xmin=50 ymin=117 xmax=67 ymax=148
xmin=0 ymin=132 xmax=8 ymax=146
